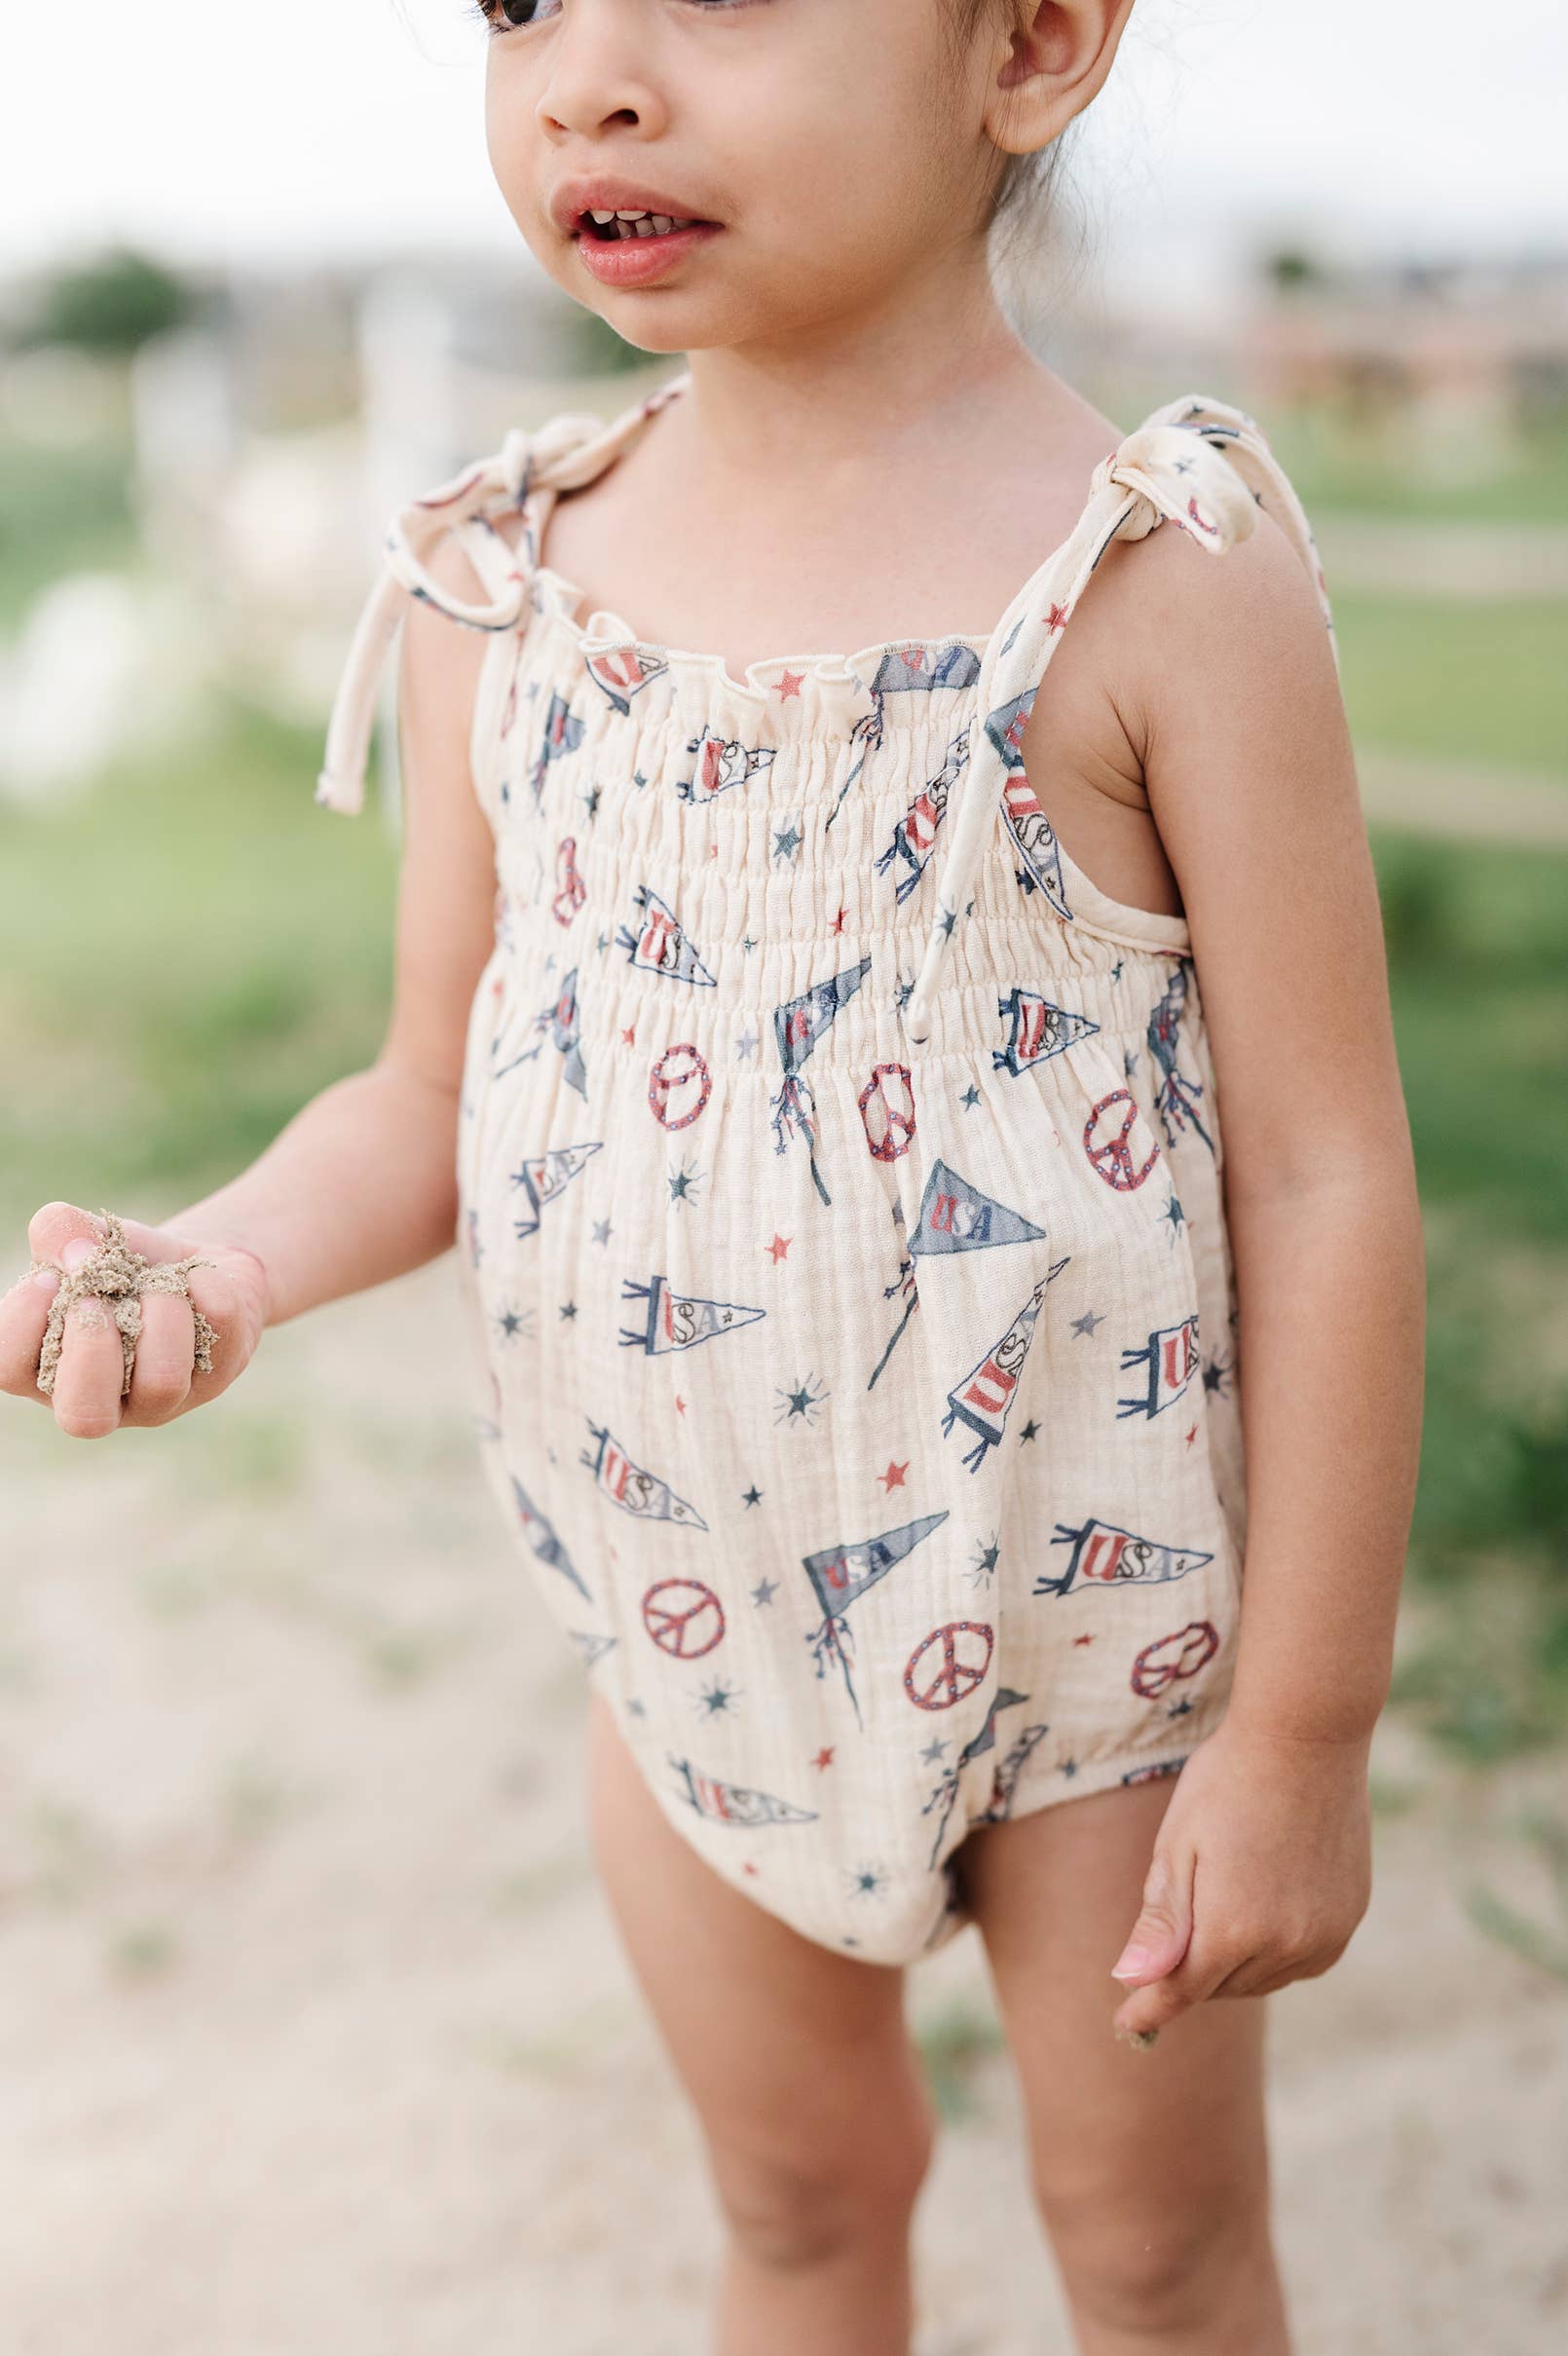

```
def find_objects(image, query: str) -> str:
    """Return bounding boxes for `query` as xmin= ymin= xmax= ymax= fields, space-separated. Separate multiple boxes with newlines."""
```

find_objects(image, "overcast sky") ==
xmin=3 ymin=1 xmax=1564 ymax=289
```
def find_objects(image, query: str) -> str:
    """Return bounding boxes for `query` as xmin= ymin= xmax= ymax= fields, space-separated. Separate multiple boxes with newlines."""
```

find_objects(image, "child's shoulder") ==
xmin=1117 ymin=415 xmax=1336 ymax=743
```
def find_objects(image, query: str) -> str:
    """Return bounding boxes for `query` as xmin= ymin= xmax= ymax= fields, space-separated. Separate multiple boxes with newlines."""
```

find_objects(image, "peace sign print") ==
xmin=1130 ymin=1620 xmax=1219 ymax=1699
xmin=649 ymin=1042 xmax=713 ymax=1132
xmin=859 ymin=1063 xmax=916 ymax=1163
xmin=642 ymin=1577 xmax=727 ymax=1661
xmin=1082 ymin=1088 xmax=1160 ymax=1192
xmin=903 ymin=1620 xmax=994 ymax=1711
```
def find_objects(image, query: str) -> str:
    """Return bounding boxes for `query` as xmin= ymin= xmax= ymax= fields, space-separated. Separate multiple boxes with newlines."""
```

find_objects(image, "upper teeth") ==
xmin=586 ymin=207 xmax=697 ymax=238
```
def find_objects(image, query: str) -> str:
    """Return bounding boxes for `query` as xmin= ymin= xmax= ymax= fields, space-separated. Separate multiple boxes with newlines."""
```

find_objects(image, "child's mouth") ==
xmin=582 ymin=207 xmax=706 ymax=242
xmin=574 ymin=210 xmax=723 ymax=287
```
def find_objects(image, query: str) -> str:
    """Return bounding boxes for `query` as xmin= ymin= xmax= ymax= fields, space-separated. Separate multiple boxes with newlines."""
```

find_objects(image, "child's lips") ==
xmin=574 ymin=219 xmax=724 ymax=288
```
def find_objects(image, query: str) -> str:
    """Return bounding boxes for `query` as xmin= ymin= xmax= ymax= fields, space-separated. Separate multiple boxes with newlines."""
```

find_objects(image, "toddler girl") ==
xmin=6 ymin=4 xmax=1425 ymax=2350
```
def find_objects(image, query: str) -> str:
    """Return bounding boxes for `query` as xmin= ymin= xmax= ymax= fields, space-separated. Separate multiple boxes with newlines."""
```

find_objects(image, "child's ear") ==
xmin=985 ymin=0 xmax=1139 ymax=154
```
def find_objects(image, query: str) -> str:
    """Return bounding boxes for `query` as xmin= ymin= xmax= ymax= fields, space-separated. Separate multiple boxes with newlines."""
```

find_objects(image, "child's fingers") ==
xmin=123 ymin=1290 xmax=196 ymax=1426
xmin=44 ymin=1293 xmax=128 ymax=1440
xmin=0 ymin=1269 xmax=62 ymax=1405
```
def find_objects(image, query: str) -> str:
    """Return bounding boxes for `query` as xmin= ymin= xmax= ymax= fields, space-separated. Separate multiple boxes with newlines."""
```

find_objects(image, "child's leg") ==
xmin=959 ymin=1778 xmax=1292 ymax=2356
xmin=584 ymin=1691 xmax=937 ymax=2356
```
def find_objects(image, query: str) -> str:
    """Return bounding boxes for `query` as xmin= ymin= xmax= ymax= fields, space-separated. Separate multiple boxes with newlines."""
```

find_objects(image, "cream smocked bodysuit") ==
xmin=316 ymin=373 xmax=1336 ymax=1967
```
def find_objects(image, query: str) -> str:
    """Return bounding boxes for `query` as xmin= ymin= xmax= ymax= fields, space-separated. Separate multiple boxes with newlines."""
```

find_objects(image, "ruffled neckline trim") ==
xmin=526 ymin=555 xmax=997 ymax=711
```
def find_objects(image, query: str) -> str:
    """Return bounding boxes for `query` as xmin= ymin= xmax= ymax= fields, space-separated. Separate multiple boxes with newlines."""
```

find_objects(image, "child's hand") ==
xmin=1106 ymin=1716 xmax=1375 ymax=2043
xmin=1 ymin=1202 xmax=271 ymax=1440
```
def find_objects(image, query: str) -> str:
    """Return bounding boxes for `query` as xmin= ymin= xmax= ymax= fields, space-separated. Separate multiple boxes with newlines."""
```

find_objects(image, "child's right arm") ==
xmin=3 ymin=526 xmax=506 ymax=1438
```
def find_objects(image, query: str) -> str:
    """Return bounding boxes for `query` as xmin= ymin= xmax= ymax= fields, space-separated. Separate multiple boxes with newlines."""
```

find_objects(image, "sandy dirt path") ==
xmin=3 ymin=1257 xmax=1565 ymax=2354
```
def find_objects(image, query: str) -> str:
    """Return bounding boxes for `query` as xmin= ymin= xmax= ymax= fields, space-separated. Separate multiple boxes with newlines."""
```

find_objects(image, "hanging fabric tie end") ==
xmin=315 ymin=765 xmax=365 ymax=817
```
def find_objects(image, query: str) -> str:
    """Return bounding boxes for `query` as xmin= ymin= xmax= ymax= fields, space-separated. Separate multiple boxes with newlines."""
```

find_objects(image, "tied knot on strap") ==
xmin=384 ymin=406 xmax=612 ymax=632
xmin=315 ymin=407 xmax=606 ymax=815
xmin=1091 ymin=422 xmax=1259 ymax=555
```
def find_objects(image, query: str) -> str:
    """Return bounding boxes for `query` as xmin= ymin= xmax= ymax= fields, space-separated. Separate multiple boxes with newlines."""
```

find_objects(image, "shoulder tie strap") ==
xmin=314 ymin=375 xmax=690 ymax=816
xmin=900 ymin=393 xmax=1336 ymax=1047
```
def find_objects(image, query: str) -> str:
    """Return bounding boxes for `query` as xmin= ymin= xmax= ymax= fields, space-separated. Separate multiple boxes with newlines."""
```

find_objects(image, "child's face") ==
xmin=477 ymin=0 xmax=1011 ymax=352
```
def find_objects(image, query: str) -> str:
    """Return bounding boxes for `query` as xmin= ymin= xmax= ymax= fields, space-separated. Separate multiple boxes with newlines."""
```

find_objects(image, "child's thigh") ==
xmin=957 ymin=1782 xmax=1270 ymax=2236
xmin=583 ymin=1692 xmax=935 ymax=2197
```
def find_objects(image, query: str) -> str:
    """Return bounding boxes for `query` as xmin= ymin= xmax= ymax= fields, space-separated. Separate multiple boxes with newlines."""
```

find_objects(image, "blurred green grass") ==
xmin=2 ymin=697 xmax=399 ymax=1218
xmin=0 ymin=437 xmax=137 ymax=626
xmin=1264 ymin=405 xmax=1568 ymax=526
xmin=1335 ymin=594 xmax=1568 ymax=775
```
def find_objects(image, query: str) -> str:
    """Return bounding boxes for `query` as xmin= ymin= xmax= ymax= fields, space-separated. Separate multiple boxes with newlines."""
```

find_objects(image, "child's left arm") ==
xmin=1100 ymin=511 xmax=1427 ymax=2039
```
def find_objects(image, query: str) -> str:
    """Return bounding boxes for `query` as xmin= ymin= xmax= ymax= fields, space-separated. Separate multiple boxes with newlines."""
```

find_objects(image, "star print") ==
xmin=776 ymin=1374 xmax=829 ymax=1427
xmin=495 ymin=1307 xmax=527 ymax=1341
xmin=878 ymin=1459 xmax=909 ymax=1491
xmin=1169 ymin=1696 xmax=1194 ymax=1718
xmin=1203 ymin=1353 xmax=1234 ymax=1397
xmin=675 ymin=1396 xmax=688 ymax=1416
xmin=1110 ymin=958 xmax=1124 ymax=983
xmin=1072 ymin=1632 xmax=1095 ymax=1648
xmin=627 ymin=1698 xmax=647 ymax=1717
xmin=1018 ymin=1418 xmax=1041 ymax=1442
xmin=1185 ymin=1423 xmax=1198 ymax=1446
xmin=939 ymin=902 xmax=957 ymax=937
xmin=592 ymin=1217 xmax=613 ymax=1246
xmin=583 ymin=785 xmax=601 ymax=819
xmin=620 ymin=1025 xmax=635 ymax=1045
xmin=734 ymin=1026 xmax=758 ymax=1061
xmin=596 ymin=931 xmax=610 ymax=954
xmin=919 ymin=1736 xmax=948 ymax=1765
xmin=633 ymin=769 xmax=648 ymax=789
xmin=743 ymin=1487 xmax=765 ymax=1515
xmin=1172 ymin=455 xmax=1195 ymax=474
xmin=1059 ymin=1758 xmax=1079 ymax=1778
xmin=772 ymin=821 xmax=803 ymax=862
xmin=848 ymin=1864 xmax=887 ymax=1899
xmin=697 ymin=1678 xmax=740 ymax=1717
xmin=831 ymin=906 xmax=847 ymax=934
xmin=742 ymin=1860 xmax=759 ymax=1877
xmin=559 ymin=1300 xmax=578 ymax=1321
xmin=741 ymin=934 xmax=758 ymax=954
xmin=894 ymin=973 xmax=915 ymax=1010
xmin=765 ymin=1233 xmax=791 ymax=1263
xmin=775 ymin=666 xmax=804 ymax=700
xmin=1069 ymin=1308 xmax=1105 ymax=1337
xmin=810 ymin=1746 xmax=835 ymax=1772
xmin=669 ymin=1160 xmax=703 ymax=1206
xmin=1123 ymin=1047 xmax=1139 ymax=1077
xmin=961 ymin=1083 xmax=981 ymax=1109
xmin=750 ymin=1575 xmax=776 ymax=1607
xmin=969 ymin=1535 xmax=1001 ymax=1585
xmin=1161 ymin=1192 xmax=1186 ymax=1242
xmin=1045 ymin=601 xmax=1069 ymax=632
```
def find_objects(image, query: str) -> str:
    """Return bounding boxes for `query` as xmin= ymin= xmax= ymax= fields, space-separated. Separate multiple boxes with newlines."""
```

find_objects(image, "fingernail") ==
xmin=1111 ymin=1945 xmax=1151 ymax=1980
xmin=33 ymin=1267 xmax=60 ymax=1291
xmin=60 ymin=1238 xmax=95 ymax=1271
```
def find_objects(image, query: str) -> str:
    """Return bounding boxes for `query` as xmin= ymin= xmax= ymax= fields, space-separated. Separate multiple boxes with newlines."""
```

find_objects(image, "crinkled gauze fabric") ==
xmin=316 ymin=373 xmax=1337 ymax=1966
